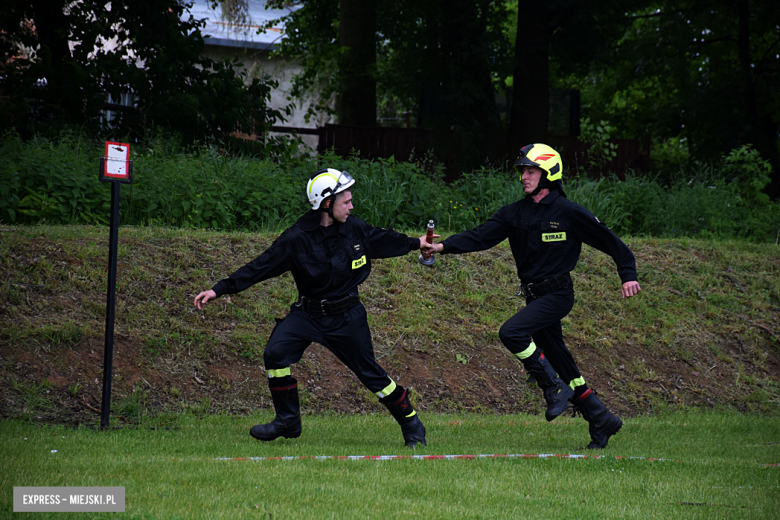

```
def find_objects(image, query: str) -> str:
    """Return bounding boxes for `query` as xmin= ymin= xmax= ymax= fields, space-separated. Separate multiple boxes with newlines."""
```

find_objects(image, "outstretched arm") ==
xmin=436 ymin=211 xmax=510 ymax=255
xmin=195 ymin=231 xmax=293 ymax=311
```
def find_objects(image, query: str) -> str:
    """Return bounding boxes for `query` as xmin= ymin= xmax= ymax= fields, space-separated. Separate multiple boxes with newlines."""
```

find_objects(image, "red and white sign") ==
xmin=103 ymin=142 xmax=130 ymax=180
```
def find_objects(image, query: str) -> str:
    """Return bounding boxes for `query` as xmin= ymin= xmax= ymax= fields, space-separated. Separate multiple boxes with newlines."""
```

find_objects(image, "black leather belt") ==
xmin=298 ymin=294 xmax=360 ymax=315
xmin=518 ymin=275 xmax=570 ymax=299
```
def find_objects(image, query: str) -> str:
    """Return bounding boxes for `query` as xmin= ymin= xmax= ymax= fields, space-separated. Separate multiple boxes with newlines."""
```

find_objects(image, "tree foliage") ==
xmin=263 ymin=0 xmax=513 ymax=171
xmin=564 ymin=0 xmax=780 ymax=192
xmin=3 ymin=0 xmax=778 ymax=190
xmin=0 ymin=0 xmax=288 ymax=146
xmin=262 ymin=0 xmax=779 ymax=189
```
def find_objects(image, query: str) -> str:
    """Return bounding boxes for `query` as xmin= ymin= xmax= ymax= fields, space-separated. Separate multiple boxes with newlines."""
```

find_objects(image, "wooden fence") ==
xmin=266 ymin=125 xmax=649 ymax=180
xmin=546 ymin=135 xmax=650 ymax=181
xmin=315 ymin=124 xmax=432 ymax=161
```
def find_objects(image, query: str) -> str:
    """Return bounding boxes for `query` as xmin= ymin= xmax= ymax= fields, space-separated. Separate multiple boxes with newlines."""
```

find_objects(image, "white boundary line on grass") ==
xmin=211 ymin=453 xmax=681 ymax=462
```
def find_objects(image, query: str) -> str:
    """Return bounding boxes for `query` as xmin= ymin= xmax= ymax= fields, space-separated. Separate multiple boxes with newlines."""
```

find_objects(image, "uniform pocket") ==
xmin=540 ymin=221 xmax=569 ymax=245
xmin=296 ymin=253 xmax=329 ymax=281
xmin=348 ymin=240 xmax=368 ymax=271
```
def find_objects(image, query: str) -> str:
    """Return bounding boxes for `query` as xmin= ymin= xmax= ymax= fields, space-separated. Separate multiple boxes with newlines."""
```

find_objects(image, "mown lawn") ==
xmin=2 ymin=410 xmax=779 ymax=519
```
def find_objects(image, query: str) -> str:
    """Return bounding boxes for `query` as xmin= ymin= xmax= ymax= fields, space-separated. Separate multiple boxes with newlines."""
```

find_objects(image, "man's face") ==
xmin=521 ymin=166 xmax=544 ymax=194
xmin=331 ymin=190 xmax=353 ymax=223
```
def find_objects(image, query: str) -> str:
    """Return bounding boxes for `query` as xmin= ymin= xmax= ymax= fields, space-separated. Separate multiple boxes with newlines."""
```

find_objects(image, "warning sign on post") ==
xmin=100 ymin=142 xmax=132 ymax=183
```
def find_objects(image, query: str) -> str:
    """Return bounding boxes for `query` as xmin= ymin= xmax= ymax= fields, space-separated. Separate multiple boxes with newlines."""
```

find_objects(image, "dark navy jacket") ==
xmin=441 ymin=190 xmax=637 ymax=285
xmin=212 ymin=210 xmax=421 ymax=300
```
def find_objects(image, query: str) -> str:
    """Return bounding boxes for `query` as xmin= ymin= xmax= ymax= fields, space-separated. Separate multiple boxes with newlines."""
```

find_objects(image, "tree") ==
xmin=0 ymin=0 xmax=286 ymax=146
xmin=507 ymin=0 xmax=641 ymax=149
xmin=338 ymin=0 xmax=377 ymax=126
xmin=379 ymin=0 xmax=511 ymax=171
xmin=565 ymin=0 xmax=780 ymax=192
xmin=262 ymin=0 xmax=512 ymax=172
xmin=507 ymin=0 xmax=553 ymax=149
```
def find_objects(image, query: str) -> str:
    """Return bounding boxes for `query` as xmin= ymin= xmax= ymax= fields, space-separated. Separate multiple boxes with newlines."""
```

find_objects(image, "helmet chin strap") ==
xmin=526 ymin=177 xmax=559 ymax=198
xmin=321 ymin=195 xmax=335 ymax=221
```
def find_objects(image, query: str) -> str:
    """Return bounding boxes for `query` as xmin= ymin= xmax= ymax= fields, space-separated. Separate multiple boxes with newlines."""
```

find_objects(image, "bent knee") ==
xmin=498 ymin=323 xmax=514 ymax=346
xmin=499 ymin=323 xmax=531 ymax=350
xmin=263 ymin=347 xmax=284 ymax=368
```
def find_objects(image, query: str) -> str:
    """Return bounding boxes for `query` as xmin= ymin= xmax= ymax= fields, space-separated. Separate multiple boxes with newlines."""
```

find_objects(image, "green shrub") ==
xmin=1 ymin=132 xmax=778 ymax=242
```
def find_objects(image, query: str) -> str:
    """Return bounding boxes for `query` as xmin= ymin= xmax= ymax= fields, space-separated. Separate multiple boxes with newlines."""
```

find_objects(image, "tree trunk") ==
xmin=338 ymin=0 xmax=376 ymax=126
xmin=734 ymin=0 xmax=780 ymax=198
xmin=507 ymin=0 xmax=552 ymax=154
xmin=735 ymin=0 xmax=760 ymax=147
xmin=28 ymin=1 xmax=76 ymax=118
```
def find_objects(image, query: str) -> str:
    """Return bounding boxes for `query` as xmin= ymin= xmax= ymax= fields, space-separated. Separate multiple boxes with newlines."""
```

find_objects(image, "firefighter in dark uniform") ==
xmin=194 ymin=169 xmax=433 ymax=447
xmin=427 ymin=144 xmax=641 ymax=449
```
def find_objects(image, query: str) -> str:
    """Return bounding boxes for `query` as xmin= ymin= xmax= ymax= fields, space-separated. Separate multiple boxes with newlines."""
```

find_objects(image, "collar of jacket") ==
xmin=295 ymin=210 xmax=349 ymax=242
xmin=527 ymin=189 xmax=561 ymax=205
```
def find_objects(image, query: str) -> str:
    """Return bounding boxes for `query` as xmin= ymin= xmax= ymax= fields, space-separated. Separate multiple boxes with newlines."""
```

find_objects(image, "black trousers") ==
xmin=263 ymin=302 xmax=392 ymax=393
xmin=498 ymin=286 xmax=583 ymax=385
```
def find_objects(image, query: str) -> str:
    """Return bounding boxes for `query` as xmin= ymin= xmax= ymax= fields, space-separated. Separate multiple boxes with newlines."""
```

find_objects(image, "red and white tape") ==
xmin=213 ymin=453 xmax=680 ymax=462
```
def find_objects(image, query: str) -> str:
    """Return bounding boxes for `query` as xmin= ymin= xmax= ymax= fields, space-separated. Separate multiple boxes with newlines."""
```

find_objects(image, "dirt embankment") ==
xmin=1 ymin=229 xmax=779 ymax=425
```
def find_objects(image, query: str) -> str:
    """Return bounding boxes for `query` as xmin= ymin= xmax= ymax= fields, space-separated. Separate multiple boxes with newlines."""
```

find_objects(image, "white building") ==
xmin=187 ymin=0 xmax=330 ymax=150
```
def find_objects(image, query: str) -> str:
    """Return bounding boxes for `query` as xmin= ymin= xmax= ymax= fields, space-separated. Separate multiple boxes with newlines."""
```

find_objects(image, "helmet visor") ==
xmin=333 ymin=170 xmax=354 ymax=193
xmin=513 ymin=145 xmax=538 ymax=173
xmin=513 ymin=157 xmax=539 ymax=174
xmin=336 ymin=170 xmax=353 ymax=187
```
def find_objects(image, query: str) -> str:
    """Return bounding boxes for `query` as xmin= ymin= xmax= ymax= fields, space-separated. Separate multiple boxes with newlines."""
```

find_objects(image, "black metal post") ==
xmin=100 ymin=181 xmax=121 ymax=428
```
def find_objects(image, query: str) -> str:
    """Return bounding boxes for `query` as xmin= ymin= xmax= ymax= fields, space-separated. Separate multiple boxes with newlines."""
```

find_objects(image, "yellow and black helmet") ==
xmin=513 ymin=143 xmax=563 ymax=182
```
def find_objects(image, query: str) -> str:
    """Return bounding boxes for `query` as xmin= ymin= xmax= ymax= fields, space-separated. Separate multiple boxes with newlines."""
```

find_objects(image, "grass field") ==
xmin=2 ymin=410 xmax=779 ymax=519
xmin=2 ymin=226 xmax=779 ymax=518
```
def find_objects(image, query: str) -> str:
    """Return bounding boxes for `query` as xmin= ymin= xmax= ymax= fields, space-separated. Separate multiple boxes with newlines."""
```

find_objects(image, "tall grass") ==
xmin=2 ymin=133 xmax=778 ymax=241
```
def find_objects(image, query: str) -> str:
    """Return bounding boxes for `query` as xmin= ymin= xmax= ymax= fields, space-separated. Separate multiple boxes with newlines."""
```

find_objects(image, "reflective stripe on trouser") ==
xmin=263 ymin=302 xmax=396 ymax=395
xmin=568 ymin=376 xmax=586 ymax=391
xmin=514 ymin=341 xmax=537 ymax=360
xmin=498 ymin=287 xmax=582 ymax=385
xmin=375 ymin=380 xmax=397 ymax=399
xmin=268 ymin=368 xmax=291 ymax=378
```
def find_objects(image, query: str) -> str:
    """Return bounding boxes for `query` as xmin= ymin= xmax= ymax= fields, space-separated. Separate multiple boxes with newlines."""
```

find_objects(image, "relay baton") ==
xmin=418 ymin=219 xmax=436 ymax=266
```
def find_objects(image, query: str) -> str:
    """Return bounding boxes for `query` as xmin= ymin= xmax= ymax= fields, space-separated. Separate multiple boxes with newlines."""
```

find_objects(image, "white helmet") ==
xmin=306 ymin=168 xmax=355 ymax=210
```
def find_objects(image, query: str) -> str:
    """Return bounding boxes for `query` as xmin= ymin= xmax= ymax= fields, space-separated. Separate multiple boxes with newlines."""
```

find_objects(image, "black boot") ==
xmin=572 ymin=389 xmax=622 ymax=449
xmin=250 ymin=377 xmax=302 ymax=441
xmin=522 ymin=352 xmax=574 ymax=421
xmin=380 ymin=386 xmax=427 ymax=448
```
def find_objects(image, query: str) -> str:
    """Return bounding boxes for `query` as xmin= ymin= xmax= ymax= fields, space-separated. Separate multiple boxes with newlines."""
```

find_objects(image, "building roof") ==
xmin=186 ymin=0 xmax=299 ymax=51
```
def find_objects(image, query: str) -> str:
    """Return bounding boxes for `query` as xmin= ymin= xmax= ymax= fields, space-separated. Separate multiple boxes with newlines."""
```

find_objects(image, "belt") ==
xmin=517 ymin=275 xmax=570 ymax=299
xmin=298 ymin=294 xmax=360 ymax=315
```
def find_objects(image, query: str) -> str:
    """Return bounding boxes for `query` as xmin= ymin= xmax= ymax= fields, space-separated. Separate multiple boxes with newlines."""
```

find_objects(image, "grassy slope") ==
xmin=0 ymin=225 xmax=779 ymax=425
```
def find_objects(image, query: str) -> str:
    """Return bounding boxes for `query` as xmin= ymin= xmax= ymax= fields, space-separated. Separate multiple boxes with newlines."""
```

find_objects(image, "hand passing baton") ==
xmin=419 ymin=220 xmax=436 ymax=266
